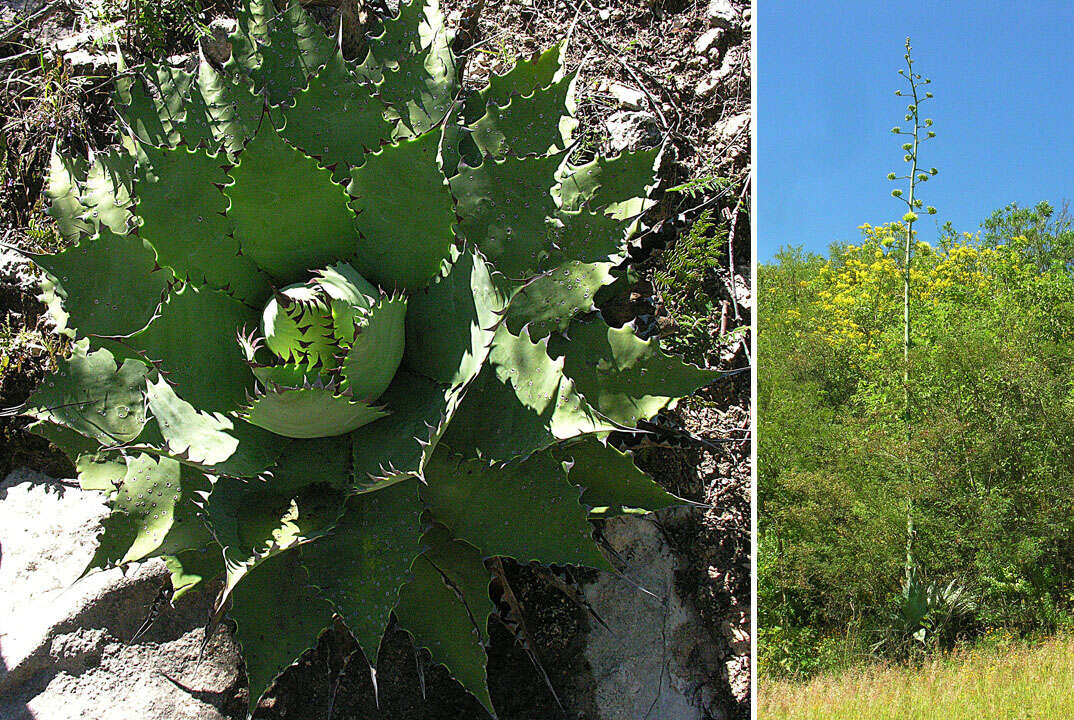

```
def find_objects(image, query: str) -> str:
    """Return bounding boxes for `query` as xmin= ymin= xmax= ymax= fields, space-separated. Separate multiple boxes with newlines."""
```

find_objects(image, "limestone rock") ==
xmin=605 ymin=111 xmax=661 ymax=153
xmin=579 ymin=514 xmax=727 ymax=720
xmin=0 ymin=468 xmax=245 ymax=720
xmin=695 ymin=27 xmax=722 ymax=56
xmin=706 ymin=0 xmax=740 ymax=29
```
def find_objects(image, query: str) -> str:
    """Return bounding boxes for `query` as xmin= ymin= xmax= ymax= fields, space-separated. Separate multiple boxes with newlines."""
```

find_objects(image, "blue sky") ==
xmin=757 ymin=1 xmax=1074 ymax=261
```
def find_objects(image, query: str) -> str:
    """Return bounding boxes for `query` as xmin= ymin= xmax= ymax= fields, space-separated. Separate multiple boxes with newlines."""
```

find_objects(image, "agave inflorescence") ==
xmin=22 ymin=0 xmax=718 ymax=713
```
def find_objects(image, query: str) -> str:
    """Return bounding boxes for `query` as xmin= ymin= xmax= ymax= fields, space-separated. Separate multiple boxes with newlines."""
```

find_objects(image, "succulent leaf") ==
xmin=467 ymin=43 xmax=564 ymax=116
xmin=26 ymin=343 xmax=149 ymax=445
xmin=395 ymin=534 xmax=495 ymax=715
xmin=555 ymin=437 xmax=683 ymax=514
xmin=422 ymin=452 xmax=610 ymax=569
xmin=469 ymin=73 xmax=577 ymax=159
xmin=136 ymin=143 xmax=270 ymax=303
xmin=226 ymin=123 xmax=358 ymax=280
xmin=404 ymin=248 xmax=505 ymax=388
xmin=358 ymin=0 xmax=456 ymax=136
xmin=79 ymin=149 xmax=135 ymax=235
xmin=301 ymin=479 xmax=422 ymax=663
xmin=239 ymin=386 xmax=388 ymax=438
xmin=86 ymin=453 xmax=182 ymax=569
xmin=557 ymin=147 xmax=661 ymax=219
xmin=551 ymin=317 xmax=720 ymax=426
xmin=31 ymin=229 xmax=167 ymax=338
xmin=450 ymin=152 xmax=563 ymax=281
xmin=126 ymin=284 xmax=258 ymax=412
xmin=504 ymin=260 xmax=616 ymax=340
xmin=146 ymin=376 xmax=285 ymax=476
xmin=225 ymin=0 xmax=336 ymax=106
xmin=443 ymin=326 xmax=614 ymax=461
xmin=349 ymin=369 xmax=453 ymax=490
xmin=114 ymin=61 xmax=193 ymax=148
xmin=230 ymin=551 xmax=335 ymax=715
xmin=339 ymin=294 xmax=407 ymax=401
xmin=177 ymin=51 xmax=264 ymax=156
xmin=276 ymin=50 xmax=393 ymax=174
xmin=45 ymin=146 xmax=91 ymax=242
xmin=347 ymin=128 xmax=455 ymax=289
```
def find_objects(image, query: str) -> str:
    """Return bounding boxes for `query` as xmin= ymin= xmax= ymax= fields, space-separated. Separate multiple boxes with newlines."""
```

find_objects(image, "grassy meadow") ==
xmin=759 ymin=636 xmax=1074 ymax=720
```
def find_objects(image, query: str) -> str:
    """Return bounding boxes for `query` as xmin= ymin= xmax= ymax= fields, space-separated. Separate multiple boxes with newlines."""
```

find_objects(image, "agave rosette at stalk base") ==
xmin=22 ymin=0 xmax=720 ymax=714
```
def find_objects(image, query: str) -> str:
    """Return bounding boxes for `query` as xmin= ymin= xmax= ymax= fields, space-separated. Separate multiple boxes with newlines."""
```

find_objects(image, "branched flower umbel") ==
xmin=18 ymin=0 xmax=717 ymax=714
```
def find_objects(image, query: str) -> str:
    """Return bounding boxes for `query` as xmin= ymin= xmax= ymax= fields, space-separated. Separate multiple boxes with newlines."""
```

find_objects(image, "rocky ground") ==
xmin=0 ymin=0 xmax=751 ymax=717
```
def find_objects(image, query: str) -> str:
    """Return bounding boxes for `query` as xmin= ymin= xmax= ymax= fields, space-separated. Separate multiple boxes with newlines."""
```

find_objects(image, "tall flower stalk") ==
xmin=888 ymin=37 xmax=937 ymax=584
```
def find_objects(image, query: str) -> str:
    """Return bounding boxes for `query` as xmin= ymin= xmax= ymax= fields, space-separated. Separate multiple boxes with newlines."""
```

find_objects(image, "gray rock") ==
xmin=0 ymin=468 xmax=244 ymax=720
xmin=695 ymin=27 xmax=722 ymax=56
xmin=579 ymin=515 xmax=726 ymax=720
xmin=601 ymin=80 xmax=647 ymax=110
xmin=605 ymin=111 xmax=661 ymax=153
xmin=706 ymin=0 xmax=740 ymax=29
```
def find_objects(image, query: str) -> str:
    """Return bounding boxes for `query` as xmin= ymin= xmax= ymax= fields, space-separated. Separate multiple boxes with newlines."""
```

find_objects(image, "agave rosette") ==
xmin=23 ymin=0 xmax=718 ymax=713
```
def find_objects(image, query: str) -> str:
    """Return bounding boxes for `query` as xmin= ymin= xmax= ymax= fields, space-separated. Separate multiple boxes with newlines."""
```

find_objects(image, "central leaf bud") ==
xmin=238 ymin=262 xmax=408 ymax=438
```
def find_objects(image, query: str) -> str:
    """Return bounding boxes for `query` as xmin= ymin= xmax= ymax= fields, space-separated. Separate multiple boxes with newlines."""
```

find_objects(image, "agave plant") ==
xmin=19 ymin=0 xmax=717 ymax=713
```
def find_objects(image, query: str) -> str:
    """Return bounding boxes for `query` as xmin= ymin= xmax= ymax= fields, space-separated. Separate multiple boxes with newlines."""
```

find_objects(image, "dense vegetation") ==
xmin=758 ymin=202 xmax=1074 ymax=679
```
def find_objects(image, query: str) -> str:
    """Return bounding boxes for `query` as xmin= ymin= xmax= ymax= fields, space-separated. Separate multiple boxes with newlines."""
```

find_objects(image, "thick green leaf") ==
xmin=557 ymin=147 xmax=660 ymax=219
xmin=164 ymin=543 xmax=224 ymax=601
xmin=238 ymin=386 xmax=388 ymax=438
xmin=154 ymin=466 xmax=215 ymax=560
xmin=268 ymin=434 xmax=352 ymax=495
xmin=553 ymin=438 xmax=682 ymax=513
xmin=301 ymin=480 xmax=422 ymax=664
xmin=25 ymin=343 xmax=149 ymax=445
xmin=464 ymin=43 xmax=564 ymax=121
xmin=206 ymin=474 xmax=343 ymax=603
xmin=87 ymin=454 xmax=182 ymax=569
xmin=275 ymin=50 xmax=393 ymax=173
xmin=76 ymin=452 xmax=127 ymax=491
xmin=136 ymin=143 xmax=271 ymax=303
xmin=550 ymin=317 xmax=719 ymax=426
xmin=79 ymin=149 xmax=134 ymax=235
xmin=450 ymin=152 xmax=563 ymax=281
xmin=114 ymin=60 xmax=193 ymax=148
xmin=230 ymin=550 xmax=335 ymax=713
xmin=503 ymin=260 xmax=616 ymax=340
xmin=29 ymin=419 xmax=98 ymax=463
xmin=403 ymin=248 xmax=505 ymax=389
xmin=422 ymin=451 xmax=610 ymax=569
xmin=31 ymin=229 xmax=168 ymax=339
xmin=358 ymin=0 xmax=456 ymax=137
xmin=177 ymin=51 xmax=264 ymax=156
xmin=543 ymin=209 xmax=631 ymax=268
xmin=443 ymin=326 xmax=613 ymax=461
xmin=420 ymin=527 xmax=493 ymax=648
xmin=126 ymin=284 xmax=258 ymax=412
xmin=225 ymin=0 xmax=336 ymax=105
xmin=395 ymin=551 xmax=494 ymax=716
xmin=469 ymin=74 xmax=576 ymax=158
xmin=347 ymin=128 xmax=455 ymax=289
xmin=145 ymin=376 xmax=285 ymax=476
xmin=340 ymin=294 xmax=407 ymax=401
xmin=260 ymin=287 xmax=339 ymax=368
xmin=227 ymin=124 xmax=358 ymax=280
xmin=44 ymin=147 xmax=91 ymax=242
xmin=349 ymin=370 xmax=452 ymax=491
